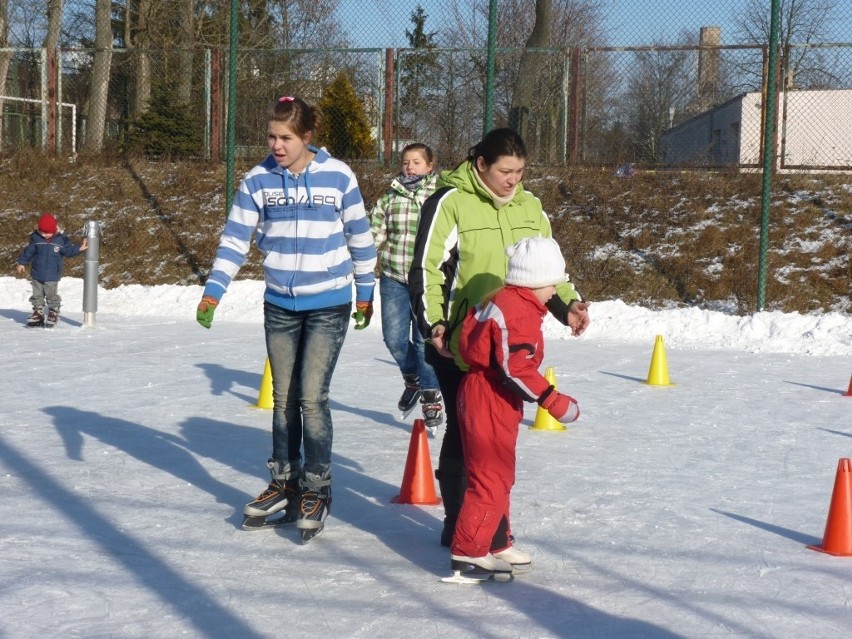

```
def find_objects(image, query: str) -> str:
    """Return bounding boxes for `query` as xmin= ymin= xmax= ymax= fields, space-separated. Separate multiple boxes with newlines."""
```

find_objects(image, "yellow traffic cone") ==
xmin=646 ymin=335 xmax=674 ymax=386
xmin=531 ymin=366 xmax=567 ymax=431
xmin=253 ymin=357 xmax=274 ymax=409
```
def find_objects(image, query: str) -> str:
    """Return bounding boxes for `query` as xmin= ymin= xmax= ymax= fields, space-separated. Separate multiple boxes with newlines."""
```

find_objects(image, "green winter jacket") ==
xmin=409 ymin=160 xmax=581 ymax=370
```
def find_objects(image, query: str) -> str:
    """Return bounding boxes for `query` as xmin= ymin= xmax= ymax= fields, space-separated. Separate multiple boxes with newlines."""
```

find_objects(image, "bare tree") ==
xmin=509 ymin=0 xmax=550 ymax=143
xmin=84 ymin=0 xmax=112 ymax=152
xmin=0 ymin=0 xmax=9 ymax=149
xmin=128 ymin=0 xmax=152 ymax=114
xmin=734 ymin=0 xmax=842 ymax=89
xmin=506 ymin=0 xmax=608 ymax=161
xmin=176 ymin=0 xmax=193 ymax=104
xmin=622 ymin=45 xmax=695 ymax=162
xmin=44 ymin=0 xmax=63 ymax=49
xmin=435 ymin=0 xmax=606 ymax=161
xmin=269 ymin=0 xmax=348 ymax=50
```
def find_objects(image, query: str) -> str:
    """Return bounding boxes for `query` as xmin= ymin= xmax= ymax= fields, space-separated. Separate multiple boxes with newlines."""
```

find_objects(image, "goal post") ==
xmin=0 ymin=95 xmax=77 ymax=156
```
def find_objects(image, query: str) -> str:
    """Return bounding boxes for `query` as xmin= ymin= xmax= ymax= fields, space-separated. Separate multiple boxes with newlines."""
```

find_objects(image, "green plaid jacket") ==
xmin=369 ymin=173 xmax=438 ymax=284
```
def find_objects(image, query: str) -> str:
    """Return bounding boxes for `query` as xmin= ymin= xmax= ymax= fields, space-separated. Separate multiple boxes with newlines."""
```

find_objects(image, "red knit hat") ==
xmin=38 ymin=213 xmax=57 ymax=234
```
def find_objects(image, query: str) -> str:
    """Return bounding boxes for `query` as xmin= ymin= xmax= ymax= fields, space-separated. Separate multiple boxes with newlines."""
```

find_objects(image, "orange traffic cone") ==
xmin=646 ymin=335 xmax=674 ymax=386
xmin=391 ymin=419 xmax=442 ymax=505
xmin=807 ymin=458 xmax=852 ymax=556
xmin=253 ymin=357 xmax=274 ymax=409
xmin=531 ymin=366 xmax=567 ymax=431
xmin=843 ymin=374 xmax=852 ymax=397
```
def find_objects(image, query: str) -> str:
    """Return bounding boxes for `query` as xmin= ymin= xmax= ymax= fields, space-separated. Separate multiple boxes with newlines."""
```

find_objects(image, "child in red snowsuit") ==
xmin=450 ymin=236 xmax=580 ymax=575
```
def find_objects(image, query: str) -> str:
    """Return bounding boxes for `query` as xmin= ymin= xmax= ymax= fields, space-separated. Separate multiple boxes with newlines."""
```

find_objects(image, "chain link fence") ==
xmin=1 ymin=1 xmax=849 ymax=313
xmin=1 ymin=1 xmax=851 ymax=169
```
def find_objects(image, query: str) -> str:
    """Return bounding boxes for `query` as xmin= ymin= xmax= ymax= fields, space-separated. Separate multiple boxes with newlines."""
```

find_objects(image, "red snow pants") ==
xmin=451 ymin=369 xmax=523 ymax=557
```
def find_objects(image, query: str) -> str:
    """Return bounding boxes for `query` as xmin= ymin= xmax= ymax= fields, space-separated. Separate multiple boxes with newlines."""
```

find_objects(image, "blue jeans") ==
xmin=264 ymin=301 xmax=350 ymax=478
xmin=380 ymin=276 xmax=438 ymax=389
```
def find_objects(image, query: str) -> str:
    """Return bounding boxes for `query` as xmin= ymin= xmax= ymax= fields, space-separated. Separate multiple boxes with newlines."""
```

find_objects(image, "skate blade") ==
xmin=441 ymin=571 xmax=490 ymax=584
xmin=399 ymin=404 xmax=419 ymax=420
xmin=242 ymin=512 xmax=297 ymax=531
xmin=301 ymin=526 xmax=324 ymax=544
xmin=441 ymin=570 xmax=512 ymax=584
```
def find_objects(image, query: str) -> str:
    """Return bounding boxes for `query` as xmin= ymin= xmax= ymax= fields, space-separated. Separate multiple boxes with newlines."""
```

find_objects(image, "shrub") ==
xmin=122 ymin=90 xmax=203 ymax=158
xmin=318 ymin=72 xmax=375 ymax=160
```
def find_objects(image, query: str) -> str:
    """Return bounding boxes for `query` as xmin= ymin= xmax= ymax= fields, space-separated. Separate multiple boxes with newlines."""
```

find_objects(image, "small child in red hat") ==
xmin=15 ymin=213 xmax=88 ymax=327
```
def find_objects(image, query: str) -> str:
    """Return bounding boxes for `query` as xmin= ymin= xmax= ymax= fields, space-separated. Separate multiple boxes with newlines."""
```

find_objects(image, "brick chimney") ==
xmin=697 ymin=26 xmax=721 ymax=102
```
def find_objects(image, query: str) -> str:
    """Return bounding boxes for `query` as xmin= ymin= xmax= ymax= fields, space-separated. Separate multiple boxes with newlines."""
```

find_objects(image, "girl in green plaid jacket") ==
xmin=369 ymin=143 xmax=443 ymax=431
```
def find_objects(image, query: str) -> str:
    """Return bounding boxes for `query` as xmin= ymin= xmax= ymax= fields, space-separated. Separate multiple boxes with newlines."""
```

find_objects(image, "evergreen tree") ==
xmin=400 ymin=5 xmax=438 ymax=135
xmin=319 ymin=71 xmax=374 ymax=159
xmin=122 ymin=87 xmax=202 ymax=158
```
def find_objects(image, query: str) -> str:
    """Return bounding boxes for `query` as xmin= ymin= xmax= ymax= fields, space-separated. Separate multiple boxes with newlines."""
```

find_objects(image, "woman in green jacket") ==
xmin=409 ymin=128 xmax=590 ymax=555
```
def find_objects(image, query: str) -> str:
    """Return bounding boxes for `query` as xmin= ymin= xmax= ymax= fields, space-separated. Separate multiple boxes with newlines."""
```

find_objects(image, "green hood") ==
xmin=438 ymin=160 xmax=527 ymax=205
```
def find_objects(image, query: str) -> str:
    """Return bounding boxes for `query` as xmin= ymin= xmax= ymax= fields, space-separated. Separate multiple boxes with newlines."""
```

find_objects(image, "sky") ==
xmin=336 ymin=0 xmax=852 ymax=50
xmin=1 ymin=275 xmax=851 ymax=638
xmin=337 ymin=0 xmax=753 ymax=49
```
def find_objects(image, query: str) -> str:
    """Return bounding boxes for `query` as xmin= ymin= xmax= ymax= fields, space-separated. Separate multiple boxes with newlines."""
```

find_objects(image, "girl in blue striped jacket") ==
xmin=196 ymin=96 xmax=377 ymax=540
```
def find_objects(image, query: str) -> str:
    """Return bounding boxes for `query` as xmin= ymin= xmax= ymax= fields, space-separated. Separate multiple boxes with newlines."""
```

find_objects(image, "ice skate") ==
xmin=241 ymin=481 xmax=299 ymax=530
xmin=242 ymin=461 xmax=300 ymax=530
xmin=26 ymin=308 xmax=44 ymax=327
xmin=297 ymin=474 xmax=332 ymax=544
xmin=420 ymin=389 xmax=444 ymax=434
xmin=442 ymin=553 xmax=514 ymax=584
xmin=398 ymin=374 xmax=421 ymax=417
xmin=492 ymin=545 xmax=532 ymax=574
xmin=44 ymin=309 xmax=59 ymax=328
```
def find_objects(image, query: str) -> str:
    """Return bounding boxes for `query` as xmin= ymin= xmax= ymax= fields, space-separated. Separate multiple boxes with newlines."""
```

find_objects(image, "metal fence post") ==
xmin=568 ymin=47 xmax=582 ymax=165
xmin=204 ymin=48 xmax=211 ymax=161
xmin=483 ymin=0 xmax=498 ymax=135
xmin=382 ymin=48 xmax=394 ymax=166
xmin=225 ymin=0 xmax=239 ymax=217
xmin=757 ymin=0 xmax=782 ymax=312
xmin=83 ymin=221 xmax=101 ymax=328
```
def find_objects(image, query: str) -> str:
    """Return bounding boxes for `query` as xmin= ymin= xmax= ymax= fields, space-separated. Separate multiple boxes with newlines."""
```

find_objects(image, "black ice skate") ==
xmin=420 ymin=390 xmax=444 ymax=433
xmin=297 ymin=474 xmax=332 ymax=543
xmin=242 ymin=461 xmax=300 ymax=530
xmin=442 ymin=553 xmax=514 ymax=584
xmin=398 ymin=374 xmax=421 ymax=417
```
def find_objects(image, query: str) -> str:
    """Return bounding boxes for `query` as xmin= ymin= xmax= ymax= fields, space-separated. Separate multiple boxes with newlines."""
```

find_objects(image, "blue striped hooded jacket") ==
xmin=203 ymin=147 xmax=377 ymax=311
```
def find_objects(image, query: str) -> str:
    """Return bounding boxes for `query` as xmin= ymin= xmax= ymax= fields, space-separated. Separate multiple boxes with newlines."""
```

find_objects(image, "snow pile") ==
xmin=4 ymin=276 xmax=850 ymax=357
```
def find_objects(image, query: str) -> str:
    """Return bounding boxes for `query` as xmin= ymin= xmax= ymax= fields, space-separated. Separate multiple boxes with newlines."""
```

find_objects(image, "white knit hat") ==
xmin=504 ymin=236 xmax=566 ymax=288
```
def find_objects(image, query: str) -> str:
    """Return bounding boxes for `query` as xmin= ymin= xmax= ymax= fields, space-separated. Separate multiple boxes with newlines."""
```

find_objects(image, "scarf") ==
xmin=472 ymin=167 xmax=515 ymax=209
xmin=398 ymin=173 xmax=426 ymax=192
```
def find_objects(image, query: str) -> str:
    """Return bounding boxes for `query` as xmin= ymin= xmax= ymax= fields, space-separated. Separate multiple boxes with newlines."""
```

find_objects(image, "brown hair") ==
xmin=268 ymin=96 xmax=322 ymax=137
xmin=401 ymin=142 xmax=435 ymax=165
